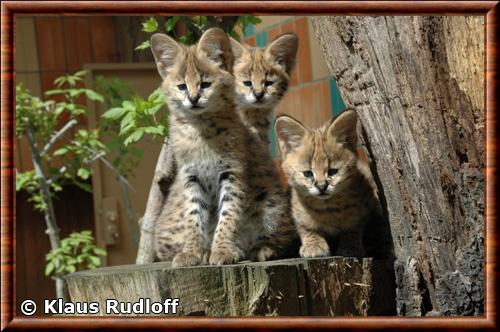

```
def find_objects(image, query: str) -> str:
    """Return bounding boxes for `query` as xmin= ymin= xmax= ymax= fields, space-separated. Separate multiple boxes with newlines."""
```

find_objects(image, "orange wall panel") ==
xmin=63 ymin=18 xmax=92 ymax=70
xmin=35 ymin=17 xmax=66 ymax=72
xmin=89 ymin=17 xmax=118 ymax=63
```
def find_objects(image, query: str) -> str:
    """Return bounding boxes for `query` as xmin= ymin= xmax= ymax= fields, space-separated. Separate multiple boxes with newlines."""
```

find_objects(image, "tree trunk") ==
xmin=311 ymin=16 xmax=484 ymax=316
xmin=67 ymin=257 xmax=395 ymax=316
xmin=135 ymin=138 xmax=176 ymax=264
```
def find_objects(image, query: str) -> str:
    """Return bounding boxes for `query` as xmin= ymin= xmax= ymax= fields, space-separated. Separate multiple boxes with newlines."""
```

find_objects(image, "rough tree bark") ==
xmin=311 ymin=16 xmax=484 ymax=316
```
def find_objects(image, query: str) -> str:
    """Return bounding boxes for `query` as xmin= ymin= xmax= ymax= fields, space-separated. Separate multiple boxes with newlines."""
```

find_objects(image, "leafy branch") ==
xmin=101 ymin=88 xmax=168 ymax=146
xmin=16 ymin=71 xmax=109 ymax=299
xmin=45 ymin=231 xmax=106 ymax=277
xmin=135 ymin=15 xmax=262 ymax=50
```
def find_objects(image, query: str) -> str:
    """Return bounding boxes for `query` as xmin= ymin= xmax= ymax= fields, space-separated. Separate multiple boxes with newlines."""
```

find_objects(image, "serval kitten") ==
xmin=151 ymin=28 xmax=295 ymax=267
xmin=276 ymin=110 xmax=382 ymax=258
xmin=231 ymin=34 xmax=298 ymax=144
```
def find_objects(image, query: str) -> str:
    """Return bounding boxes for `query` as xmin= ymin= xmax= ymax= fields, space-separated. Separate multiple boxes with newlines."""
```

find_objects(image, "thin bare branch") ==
xmin=41 ymin=119 xmax=78 ymax=157
xmin=47 ymin=166 xmax=68 ymax=185
xmin=70 ymin=140 xmax=135 ymax=192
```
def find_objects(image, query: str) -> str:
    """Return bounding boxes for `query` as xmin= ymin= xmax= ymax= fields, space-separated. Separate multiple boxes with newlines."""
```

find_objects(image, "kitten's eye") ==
xmin=327 ymin=168 xmax=338 ymax=176
xmin=243 ymin=81 xmax=253 ymax=87
xmin=303 ymin=170 xmax=314 ymax=178
xmin=177 ymin=84 xmax=187 ymax=91
xmin=264 ymin=80 xmax=274 ymax=86
xmin=200 ymin=81 xmax=211 ymax=89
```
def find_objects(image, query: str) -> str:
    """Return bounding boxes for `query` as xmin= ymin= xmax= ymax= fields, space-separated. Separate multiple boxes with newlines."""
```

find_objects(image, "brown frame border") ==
xmin=1 ymin=1 xmax=498 ymax=330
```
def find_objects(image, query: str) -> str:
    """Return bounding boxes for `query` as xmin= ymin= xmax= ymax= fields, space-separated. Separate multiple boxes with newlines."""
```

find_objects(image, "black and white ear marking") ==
xmin=150 ymin=33 xmax=182 ymax=79
xmin=327 ymin=109 xmax=358 ymax=150
xmin=265 ymin=33 xmax=298 ymax=75
xmin=197 ymin=28 xmax=233 ymax=71
xmin=275 ymin=115 xmax=308 ymax=156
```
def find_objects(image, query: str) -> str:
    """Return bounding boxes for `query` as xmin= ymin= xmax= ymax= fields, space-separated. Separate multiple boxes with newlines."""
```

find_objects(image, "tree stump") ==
xmin=66 ymin=257 xmax=395 ymax=316
xmin=310 ymin=16 xmax=484 ymax=316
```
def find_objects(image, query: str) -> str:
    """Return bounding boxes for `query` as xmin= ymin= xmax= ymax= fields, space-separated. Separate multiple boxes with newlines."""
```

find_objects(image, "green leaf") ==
xmin=142 ymin=17 xmax=158 ymax=33
xmin=55 ymin=264 xmax=66 ymax=274
xmin=51 ymin=182 xmax=63 ymax=192
xmin=143 ymin=126 xmax=164 ymax=135
xmin=123 ymin=128 xmax=145 ymax=146
xmin=149 ymin=87 xmax=164 ymax=100
xmin=68 ymin=88 xmax=83 ymax=98
xmin=66 ymin=257 xmax=77 ymax=265
xmin=54 ymin=76 xmax=66 ymax=88
xmin=165 ymin=16 xmax=180 ymax=32
xmin=74 ymin=180 xmax=92 ymax=192
xmin=102 ymin=107 xmax=128 ymax=120
xmin=65 ymin=265 xmax=76 ymax=273
xmin=84 ymin=89 xmax=104 ymax=102
xmin=193 ymin=16 xmax=207 ymax=26
xmin=53 ymin=147 xmax=68 ymax=156
xmin=144 ymin=104 xmax=163 ymax=116
xmin=16 ymin=171 xmax=36 ymax=191
xmin=44 ymin=89 xmax=65 ymax=96
xmin=45 ymin=261 xmax=55 ymax=276
xmin=74 ymin=70 xmax=87 ymax=77
xmin=93 ymin=247 xmax=107 ymax=256
xmin=67 ymin=76 xmax=76 ymax=87
xmin=88 ymin=256 xmax=101 ymax=267
xmin=120 ymin=112 xmax=136 ymax=134
xmin=135 ymin=40 xmax=150 ymax=51
xmin=122 ymin=100 xmax=136 ymax=112
xmin=248 ymin=16 xmax=262 ymax=25
xmin=178 ymin=35 xmax=189 ymax=45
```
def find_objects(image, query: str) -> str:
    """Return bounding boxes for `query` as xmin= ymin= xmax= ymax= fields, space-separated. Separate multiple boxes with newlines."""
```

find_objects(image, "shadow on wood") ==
xmin=66 ymin=257 xmax=396 ymax=316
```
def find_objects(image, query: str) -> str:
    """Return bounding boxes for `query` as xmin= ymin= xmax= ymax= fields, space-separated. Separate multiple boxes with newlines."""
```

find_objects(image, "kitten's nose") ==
xmin=315 ymin=181 xmax=328 ymax=193
xmin=189 ymin=94 xmax=201 ymax=105
xmin=253 ymin=91 xmax=265 ymax=101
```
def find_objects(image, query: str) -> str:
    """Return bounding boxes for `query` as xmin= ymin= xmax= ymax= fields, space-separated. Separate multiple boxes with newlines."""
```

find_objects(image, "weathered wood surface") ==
xmin=311 ymin=16 xmax=484 ymax=316
xmin=66 ymin=257 xmax=395 ymax=316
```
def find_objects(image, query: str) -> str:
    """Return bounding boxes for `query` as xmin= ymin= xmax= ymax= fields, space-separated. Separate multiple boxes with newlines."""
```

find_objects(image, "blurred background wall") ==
xmin=15 ymin=15 xmax=345 ymax=308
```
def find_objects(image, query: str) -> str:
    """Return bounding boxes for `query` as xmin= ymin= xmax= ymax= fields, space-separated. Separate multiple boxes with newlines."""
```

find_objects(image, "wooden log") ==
xmin=310 ymin=16 xmax=484 ymax=316
xmin=65 ymin=257 xmax=395 ymax=316
xmin=135 ymin=138 xmax=176 ymax=265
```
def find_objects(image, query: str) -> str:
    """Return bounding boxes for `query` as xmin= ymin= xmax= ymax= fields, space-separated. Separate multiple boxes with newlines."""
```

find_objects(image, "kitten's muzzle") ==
xmin=189 ymin=94 xmax=201 ymax=106
xmin=253 ymin=90 xmax=265 ymax=101
xmin=314 ymin=181 xmax=328 ymax=194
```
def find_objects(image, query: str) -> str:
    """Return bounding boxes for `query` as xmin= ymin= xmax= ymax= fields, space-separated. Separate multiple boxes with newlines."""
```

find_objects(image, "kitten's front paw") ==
xmin=172 ymin=252 xmax=202 ymax=267
xmin=251 ymin=245 xmax=277 ymax=262
xmin=209 ymin=246 xmax=243 ymax=265
xmin=300 ymin=240 xmax=330 ymax=258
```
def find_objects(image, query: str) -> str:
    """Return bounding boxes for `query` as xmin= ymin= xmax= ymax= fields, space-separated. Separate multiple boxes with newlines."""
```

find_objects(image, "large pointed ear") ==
xmin=275 ymin=115 xmax=307 ymax=156
xmin=230 ymin=37 xmax=247 ymax=63
xmin=265 ymin=33 xmax=298 ymax=75
xmin=327 ymin=109 xmax=358 ymax=150
xmin=150 ymin=33 xmax=181 ymax=79
xmin=197 ymin=28 xmax=233 ymax=71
